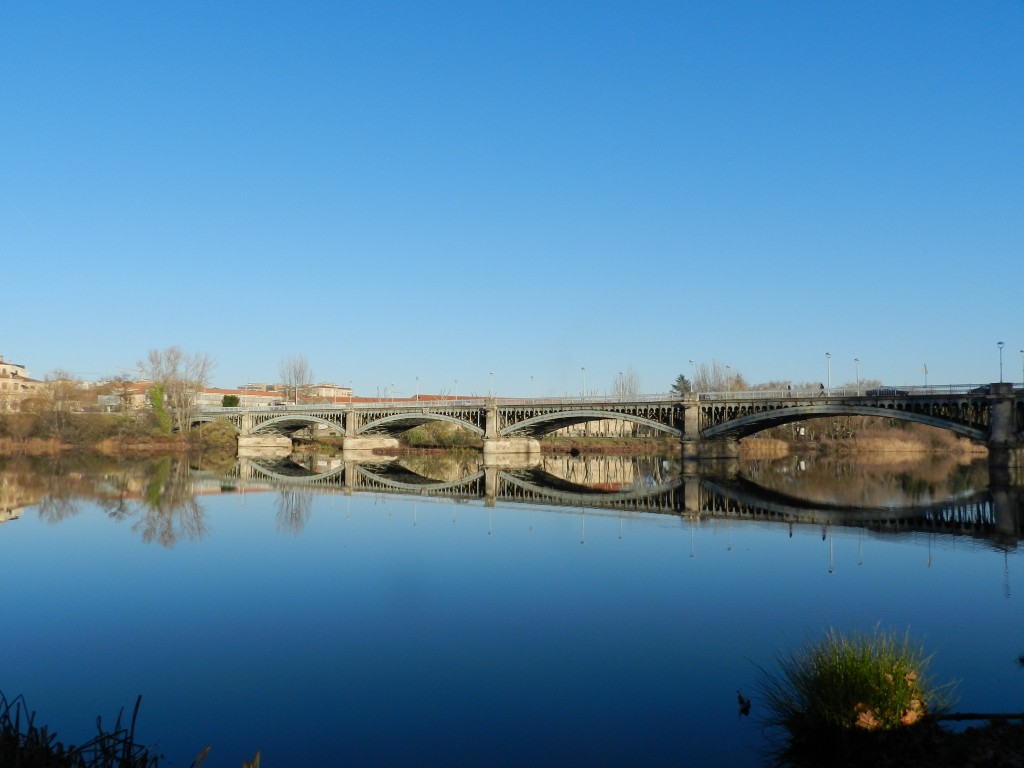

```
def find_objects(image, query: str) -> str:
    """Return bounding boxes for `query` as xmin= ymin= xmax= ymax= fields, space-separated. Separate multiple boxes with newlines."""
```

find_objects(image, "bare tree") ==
xmin=37 ymin=370 xmax=85 ymax=439
xmin=140 ymin=346 xmax=215 ymax=433
xmin=612 ymin=368 xmax=641 ymax=398
xmin=279 ymin=355 xmax=314 ymax=404
xmin=692 ymin=360 xmax=748 ymax=392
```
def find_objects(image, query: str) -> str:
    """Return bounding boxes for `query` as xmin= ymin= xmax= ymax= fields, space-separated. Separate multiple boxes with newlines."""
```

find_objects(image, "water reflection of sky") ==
xmin=2 ymin=489 xmax=1022 ymax=767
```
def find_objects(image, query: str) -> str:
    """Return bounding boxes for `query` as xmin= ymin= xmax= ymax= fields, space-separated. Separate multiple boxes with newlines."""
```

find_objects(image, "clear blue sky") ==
xmin=3 ymin=1 xmax=1022 ymax=396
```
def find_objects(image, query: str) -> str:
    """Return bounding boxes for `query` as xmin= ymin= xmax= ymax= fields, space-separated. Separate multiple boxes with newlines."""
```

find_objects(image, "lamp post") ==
xmin=415 ymin=376 xmax=419 ymax=401
xmin=725 ymin=364 xmax=731 ymax=392
xmin=530 ymin=375 xmax=534 ymax=401
xmin=454 ymin=378 xmax=458 ymax=402
xmin=581 ymin=367 xmax=586 ymax=401
xmin=489 ymin=371 xmax=494 ymax=398
xmin=854 ymin=358 xmax=860 ymax=395
xmin=1019 ymin=349 xmax=1023 ymax=387
xmin=998 ymin=341 xmax=1005 ymax=383
xmin=825 ymin=352 xmax=831 ymax=395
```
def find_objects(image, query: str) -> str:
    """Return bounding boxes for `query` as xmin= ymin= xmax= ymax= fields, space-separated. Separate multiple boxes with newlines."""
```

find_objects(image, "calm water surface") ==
xmin=1 ymin=454 xmax=1021 ymax=767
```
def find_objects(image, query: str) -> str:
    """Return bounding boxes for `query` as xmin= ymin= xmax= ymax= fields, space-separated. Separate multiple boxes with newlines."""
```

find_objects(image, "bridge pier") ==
xmin=680 ymin=438 xmax=740 ymax=460
xmin=987 ymin=383 xmax=1024 ymax=479
xmin=482 ymin=437 xmax=541 ymax=459
xmin=238 ymin=435 xmax=292 ymax=455
xmin=340 ymin=436 xmax=400 ymax=453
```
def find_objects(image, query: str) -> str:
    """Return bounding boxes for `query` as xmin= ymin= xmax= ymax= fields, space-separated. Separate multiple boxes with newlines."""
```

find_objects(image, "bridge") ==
xmin=196 ymin=382 xmax=1024 ymax=470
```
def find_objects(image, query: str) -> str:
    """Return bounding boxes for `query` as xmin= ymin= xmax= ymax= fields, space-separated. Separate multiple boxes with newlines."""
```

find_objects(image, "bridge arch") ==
xmin=189 ymin=414 xmax=235 ymax=432
xmin=250 ymin=414 xmax=347 ymax=437
xmin=702 ymin=404 xmax=987 ymax=442
xmin=357 ymin=412 xmax=486 ymax=437
xmin=501 ymin=409 xmax=682 ymax=438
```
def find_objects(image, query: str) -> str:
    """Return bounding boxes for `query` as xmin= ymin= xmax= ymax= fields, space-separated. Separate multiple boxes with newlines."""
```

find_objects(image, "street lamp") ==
xmin=854 ymin=358 xmax=860 ymax=394
xmin=1019 ymin=349 xmax=1023 ymax=387
xmin=581 ymin=367 xmax=586 ymax=401
xmin=998 ymin=341 xmax=1005 ymax=383
xmin=725 ymin=364 xmax=731 ymax=392
xmin=530 ymin=375 xmax=534 ymax=400
xmin=489 ymin=371 xmax=494 ymax=398
xmin=618 ymin=371 xmax=623 ymax=398
xmin=415 ymin=376 xmax=419 ymax=401
xmin=454 ymin=378 xmax=458 ymax=402
xmin=825 ymin=352 xmax=831 ymax=395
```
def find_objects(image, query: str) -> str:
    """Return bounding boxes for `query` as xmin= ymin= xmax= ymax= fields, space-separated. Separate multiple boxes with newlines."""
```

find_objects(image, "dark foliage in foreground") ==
xmin=0 ymin=692 xmax=160 ymax=768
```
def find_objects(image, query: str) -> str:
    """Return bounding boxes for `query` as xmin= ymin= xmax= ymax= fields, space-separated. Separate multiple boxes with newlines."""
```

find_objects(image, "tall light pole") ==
xmin=489 ymin=371 xmax=494 ymax=398
xmin=725 ymin=364 xmax=731 ymax=392
xmin=825 ymin=352 xmax=831 ymax=395
xmin=854 ymin=358 xmax=860 ymax=394
xmin=530 ymin=375 xmax=534 ymax=400
xmin=415 ymin=376 xmax=419 ymax=401
xmin=998 ymin=341 xmax=1005 ymax=383
xmin=454 ymin=378 xmax=458 ymax=402
xmin=618 ymin=370 xmax=623 ymax=398
xmin=581 ymin=367 xmax=586 ymax=401
xmin=1019 ymin=349 xmax=1023 ymax=387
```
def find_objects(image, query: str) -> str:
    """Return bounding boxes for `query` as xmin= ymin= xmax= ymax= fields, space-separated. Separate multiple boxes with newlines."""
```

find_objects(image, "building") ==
xmin=0 ymin=355 xmax=41 ymax=412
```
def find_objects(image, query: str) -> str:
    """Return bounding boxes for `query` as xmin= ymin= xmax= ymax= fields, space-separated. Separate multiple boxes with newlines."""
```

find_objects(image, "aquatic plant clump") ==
xmin=758 ymin=627 xmax=956 ymax=736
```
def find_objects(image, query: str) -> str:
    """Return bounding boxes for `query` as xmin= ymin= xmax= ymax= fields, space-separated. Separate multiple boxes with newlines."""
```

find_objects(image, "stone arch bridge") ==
xmin=197 ymin=383 xmax=1024 ymax=469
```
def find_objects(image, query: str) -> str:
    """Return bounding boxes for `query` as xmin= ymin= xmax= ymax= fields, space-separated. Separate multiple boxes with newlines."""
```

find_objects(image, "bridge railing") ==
xmin=198 ymin=385 xmax=999 ymax=414
xmin=695 ymin=384 xmax=993 ymax=400
xmin=199 ymin=393 xmax=681 ymax=413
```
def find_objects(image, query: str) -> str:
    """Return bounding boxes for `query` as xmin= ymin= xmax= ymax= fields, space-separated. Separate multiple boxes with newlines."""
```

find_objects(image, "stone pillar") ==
xmin=484 ymin=400 xmax=499 ymax=440
xmin=682 ymin=397 xmax=700 ymax=439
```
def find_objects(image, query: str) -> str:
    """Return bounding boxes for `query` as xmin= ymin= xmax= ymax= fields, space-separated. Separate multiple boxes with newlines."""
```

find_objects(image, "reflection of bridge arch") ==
xmin=240 ymin=458 xmax=346 ymax=487
xmin=500 ymin=409 xmax=682 ymax=438
xmin=701 ymin=402 xmax=987 ymax=442
xmin=497 ymin=469 xmax=683 ymax=511
xmin=353 ymin=465 xmax=486 ymax=497
xmin=700 ymin=475 xmax=1001 ymax=535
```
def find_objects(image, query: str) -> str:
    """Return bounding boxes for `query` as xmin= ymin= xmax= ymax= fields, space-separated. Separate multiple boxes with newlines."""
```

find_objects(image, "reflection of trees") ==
xmin=33 ymin=456 xmax=83 ymax=524
xmin=132 ymin=458 xmax=207 ymax=547
xmin=275 ymin=488 xmax=312 ymax=535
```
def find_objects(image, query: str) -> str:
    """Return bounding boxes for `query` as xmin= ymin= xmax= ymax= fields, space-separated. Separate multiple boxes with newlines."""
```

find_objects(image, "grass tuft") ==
xmin=757 ymin=627 xmax=957 ymax=763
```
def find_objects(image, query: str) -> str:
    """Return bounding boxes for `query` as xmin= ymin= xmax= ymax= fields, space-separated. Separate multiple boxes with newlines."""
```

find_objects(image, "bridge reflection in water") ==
xmin=222 ymin=455 xmax=1024 ymax=550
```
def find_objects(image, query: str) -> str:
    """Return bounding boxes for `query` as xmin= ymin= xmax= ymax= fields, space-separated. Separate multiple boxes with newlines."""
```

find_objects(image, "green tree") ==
xmin=671 ymin=374 xmax=692 ymax=396
xmin=222 ymin=394 xmax=240 ymax=407
xmin=140 ymin=346 xmax=214 ymax=432
xmin=149 ymin=384 xmax=173 ymax=435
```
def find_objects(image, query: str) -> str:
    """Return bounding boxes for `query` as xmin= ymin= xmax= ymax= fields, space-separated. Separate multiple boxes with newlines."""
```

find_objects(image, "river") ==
xmin=0 ymin=451 xmax=1021 ymax=766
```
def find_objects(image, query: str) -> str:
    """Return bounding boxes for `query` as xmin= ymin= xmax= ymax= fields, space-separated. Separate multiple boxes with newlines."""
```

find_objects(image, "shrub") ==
xmin=758 ymin=627 xmax=955 ymax=740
